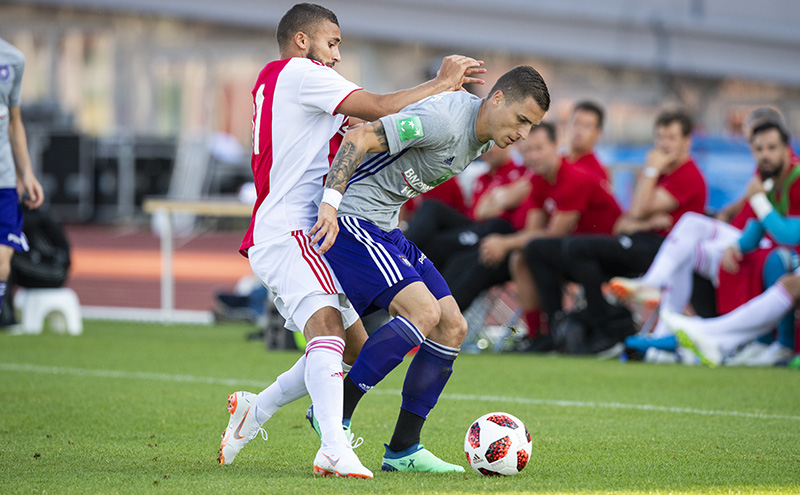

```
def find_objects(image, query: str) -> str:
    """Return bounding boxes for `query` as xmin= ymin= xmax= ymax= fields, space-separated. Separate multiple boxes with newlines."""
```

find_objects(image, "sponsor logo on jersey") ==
xmin=428 ymin=172 xmax=454 ymax=188
xmin=358 ymin=383 xmax=374 ymax=392
xmin=443 ymin=156 xmax=455 ymax=166
xmin=0 ymin=65 xmax=9 ymax=82
xmin=397 ymin=116 xmax=424 ymax=142
xmin=417 ymin=253 xmax=427 ymax=264
xmin=401 ymin=167 xmax=434 ymax=197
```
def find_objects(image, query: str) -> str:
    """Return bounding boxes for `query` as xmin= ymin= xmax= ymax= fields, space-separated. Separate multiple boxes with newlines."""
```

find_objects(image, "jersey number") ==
xmin=252 ymin=83 xmax=266 ymax=155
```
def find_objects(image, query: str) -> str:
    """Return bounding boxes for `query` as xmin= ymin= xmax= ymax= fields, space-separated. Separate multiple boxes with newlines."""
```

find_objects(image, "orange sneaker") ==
xmin=608 ymin=277 xmax=661 ymax=310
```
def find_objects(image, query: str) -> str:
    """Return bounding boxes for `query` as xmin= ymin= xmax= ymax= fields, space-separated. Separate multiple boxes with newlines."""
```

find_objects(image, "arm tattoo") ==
xmin=325 ymin=121 xmax=387 ymax=194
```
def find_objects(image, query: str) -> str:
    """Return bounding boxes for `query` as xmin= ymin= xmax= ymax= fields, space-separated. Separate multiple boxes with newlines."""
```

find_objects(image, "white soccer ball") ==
xmin=464 ymin=412 xmax=532 ymax=476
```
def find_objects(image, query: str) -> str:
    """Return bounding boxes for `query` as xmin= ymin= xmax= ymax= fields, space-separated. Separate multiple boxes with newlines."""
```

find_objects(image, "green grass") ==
xmin=1 ymin=321 xmax=799 ymax=494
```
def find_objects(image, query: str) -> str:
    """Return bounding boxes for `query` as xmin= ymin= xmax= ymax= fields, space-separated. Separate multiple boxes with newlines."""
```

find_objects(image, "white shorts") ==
xmin=248 ymin=230 xmax=359 ymax=333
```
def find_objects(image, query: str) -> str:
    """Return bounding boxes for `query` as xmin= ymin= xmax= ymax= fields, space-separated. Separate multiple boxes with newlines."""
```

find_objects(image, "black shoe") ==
xmin=512 ymin=334 xmax=555 ymax=353
xmin=574 ymin=333 xmax=625 ymax=358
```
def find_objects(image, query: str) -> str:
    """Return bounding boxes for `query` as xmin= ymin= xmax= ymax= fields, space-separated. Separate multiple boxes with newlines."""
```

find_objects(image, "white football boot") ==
xmin=218 ymin=391 xmax=267 ymax=465
xmin=746 ymin=341 xmax=795 ymax=366
xmin=313 ymin=446 xmax=373 ymax=479
xmin=660 ymin=310 xmax=724 ymax=367
xmin=726 ymin=341 xmax=769 ymax=366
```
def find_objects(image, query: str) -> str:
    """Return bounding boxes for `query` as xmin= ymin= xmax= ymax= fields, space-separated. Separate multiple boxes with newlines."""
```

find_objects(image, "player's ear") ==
xmin=294 ymin=31 xmax=308 ymax=51
xmin=491 ymin=90 xmax=505 ymax=108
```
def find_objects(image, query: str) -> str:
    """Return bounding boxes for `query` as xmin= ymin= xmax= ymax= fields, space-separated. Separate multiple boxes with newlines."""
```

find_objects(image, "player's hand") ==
xmin=435 ymin=55 xmax=486 ymax=91
xmin=19 ymin=173 xmax=44 ymax=209
xmin=309 ymin=203 xmax=339 ymax=255
xmin=479 ymin=234 xmax=507 ymax=267
xmin=744 ymin=176 xmax=767 ymax=198
xmin=721 ymin=245 xmax=742 ymax=274
xmin=647 ymin=213 xmax=673 ymax=232
xmin=645 ymin=148 xmax=674 ymax=174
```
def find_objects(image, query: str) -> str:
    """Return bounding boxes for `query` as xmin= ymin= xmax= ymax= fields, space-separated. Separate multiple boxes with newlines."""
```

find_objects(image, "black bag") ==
xmin=0 ymin=207 xmax=71 ymax=326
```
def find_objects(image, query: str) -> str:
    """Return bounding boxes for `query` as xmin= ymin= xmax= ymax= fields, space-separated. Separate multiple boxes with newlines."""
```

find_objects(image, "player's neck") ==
xmin=475 ymin=100 xmax=491 ymax=143
xmin=545 ymin=160 xmax=561 ymax=183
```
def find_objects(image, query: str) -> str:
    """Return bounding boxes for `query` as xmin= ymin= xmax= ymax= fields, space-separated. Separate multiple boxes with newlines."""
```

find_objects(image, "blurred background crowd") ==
xmin=3 ymin=0 xmax=800 ymax=366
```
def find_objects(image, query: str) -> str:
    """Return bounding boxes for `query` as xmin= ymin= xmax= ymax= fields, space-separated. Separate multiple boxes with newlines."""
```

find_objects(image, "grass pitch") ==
xmin=1 ymin=321 xmax=799 ymax=494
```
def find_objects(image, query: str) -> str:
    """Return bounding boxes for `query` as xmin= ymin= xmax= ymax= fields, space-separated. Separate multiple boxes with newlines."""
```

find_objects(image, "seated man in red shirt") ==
xmin=562 ymin=100 xmax=609 ymax=183
xmin=524 ymin=108 xmax=707 ymax=355
xmin=404 ymin=142 xmax=526 ymax=268
xmin=442 ymin=121 xmax=622 ymax=313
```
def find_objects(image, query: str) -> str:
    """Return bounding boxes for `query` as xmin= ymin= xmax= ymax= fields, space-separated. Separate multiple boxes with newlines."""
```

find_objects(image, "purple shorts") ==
xmin=324 ymin=216 xmax=451 ymax=316
xmin=0 ymin=188 xmax=27 ymax=252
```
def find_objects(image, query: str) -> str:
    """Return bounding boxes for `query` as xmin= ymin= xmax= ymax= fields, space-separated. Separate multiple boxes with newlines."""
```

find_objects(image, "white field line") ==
xmin=2 ymin=362 xmax=799 ymax=422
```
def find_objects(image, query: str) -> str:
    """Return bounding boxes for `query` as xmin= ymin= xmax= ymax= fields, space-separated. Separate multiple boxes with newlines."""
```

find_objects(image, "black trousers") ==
xmin=526 ymin=233 xmax=664 ymax=324
xmin=404 ymin=200 xmax=476 ymax=268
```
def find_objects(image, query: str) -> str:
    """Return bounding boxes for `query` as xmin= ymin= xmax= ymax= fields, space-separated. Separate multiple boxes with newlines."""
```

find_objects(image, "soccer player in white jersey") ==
xmin=0 ymin=38 xmax=44 ymax=323
xmin=310 ymin=66 xmax=549 ymax=472
xmin=217 ymin=3 xmax=485 ymax=478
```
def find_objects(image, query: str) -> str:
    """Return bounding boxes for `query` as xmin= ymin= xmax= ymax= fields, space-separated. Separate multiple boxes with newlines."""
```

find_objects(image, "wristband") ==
xmin=749 ymin=192 xmax=773 ymax=221
xmin=321 ymin=188 xmax=343 ymax=210
xmin=642 ymin=167 xmax=659 ymax=178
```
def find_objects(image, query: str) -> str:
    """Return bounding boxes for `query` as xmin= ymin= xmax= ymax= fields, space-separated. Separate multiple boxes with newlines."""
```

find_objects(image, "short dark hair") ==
xmin=573 ymin=100 xmax=604 ymax=130
xmin=750 ymin=121 xmax=790 ymax=146
xmin=655 ymin=108 xmax=693 ymax=137
xmin=489 ymin=65 xmax=550 ymax=113
xmin=531 ymin=121 xmax=557 ymax=143
xmin=745 ymin=107 xmax=788 ymax=135
xmin=277 ymin=3 xmax=339 ymax=50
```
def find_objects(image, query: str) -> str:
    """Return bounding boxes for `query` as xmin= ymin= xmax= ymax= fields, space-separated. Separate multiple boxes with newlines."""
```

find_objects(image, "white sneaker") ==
xmin=660 ymin=310 xmax=724 ymax=367
xmin=747 ymin=341 xmax=795 ymax=366
xmin=313 ymin=446 xmax=373 ymax=478
xmin=644 ymin=347 xmax=679 ymax=364
xmin=608 ymin=277 xmax=661 ymax=310
xmin=218 ymin=391 xmax=267 ymax=465
xmin=726 ymin=341 xmax=769 ymax=366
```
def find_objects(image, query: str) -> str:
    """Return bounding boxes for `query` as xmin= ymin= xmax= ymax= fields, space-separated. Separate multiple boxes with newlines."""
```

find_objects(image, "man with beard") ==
xmin=613 ymin=121 xmax=800 ymax=365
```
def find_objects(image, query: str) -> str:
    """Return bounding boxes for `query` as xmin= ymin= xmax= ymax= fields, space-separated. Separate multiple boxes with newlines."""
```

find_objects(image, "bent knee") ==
xmin=411 ymin=298 xmax=442 ymax=334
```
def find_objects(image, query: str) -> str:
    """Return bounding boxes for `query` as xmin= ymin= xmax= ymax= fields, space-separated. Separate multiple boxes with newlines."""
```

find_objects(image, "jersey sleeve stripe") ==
xmin=333 ymin=88 xmax=363 ymax=115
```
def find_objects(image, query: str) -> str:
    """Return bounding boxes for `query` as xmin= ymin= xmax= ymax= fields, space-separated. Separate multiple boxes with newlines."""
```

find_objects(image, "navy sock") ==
xmin=346 ymin=315 xmax=424 ymax=412
xmin=388 ymin=340 xmax=459 ymax=452
xmin=0 ymin=281 xmax=5 ymax=317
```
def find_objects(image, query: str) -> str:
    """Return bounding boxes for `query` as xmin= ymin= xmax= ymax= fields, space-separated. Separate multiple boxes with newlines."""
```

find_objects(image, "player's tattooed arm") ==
xmin=312 ymin=120 xmax=388 ymax=254
xmin=325 ymin=120 xmax=389 ymax=195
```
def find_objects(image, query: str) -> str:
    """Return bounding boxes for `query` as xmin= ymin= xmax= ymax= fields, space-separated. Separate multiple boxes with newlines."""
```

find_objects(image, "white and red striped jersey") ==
xmin=239 ymin=57 xmax=361 ymax=256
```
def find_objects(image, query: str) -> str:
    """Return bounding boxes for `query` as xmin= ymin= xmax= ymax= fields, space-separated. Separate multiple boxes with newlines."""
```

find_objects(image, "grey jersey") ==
xmin=0 ymin=39 xmax=25 ymax=189
xmin=337 ymin=91 xmax=492 ymax=231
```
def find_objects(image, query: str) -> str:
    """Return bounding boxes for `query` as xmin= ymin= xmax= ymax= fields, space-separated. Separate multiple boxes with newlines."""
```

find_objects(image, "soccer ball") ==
xmin=464 ymin=412 xmax=532 ymax=476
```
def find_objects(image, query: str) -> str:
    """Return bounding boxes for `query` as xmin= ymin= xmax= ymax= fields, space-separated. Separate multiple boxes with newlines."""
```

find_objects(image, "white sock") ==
xmin=701 ymin=284 xmax=795 ymax=352
xmin=304 ymin=336 xmax=347 ymax=450
xmin=642 ymin=214 xmax=738 ymax=288
xmin=254 ymin=354 xmax=308 ymax=425
xmin=660 ymin=260 xmax=694 ymax=316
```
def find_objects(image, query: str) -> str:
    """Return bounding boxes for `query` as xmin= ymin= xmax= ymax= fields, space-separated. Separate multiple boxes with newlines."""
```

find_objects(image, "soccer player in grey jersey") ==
xmin=309 ymin=65 xmax=549 ymax=472
xmin=0 ymin=38 xmax=44 ymax=322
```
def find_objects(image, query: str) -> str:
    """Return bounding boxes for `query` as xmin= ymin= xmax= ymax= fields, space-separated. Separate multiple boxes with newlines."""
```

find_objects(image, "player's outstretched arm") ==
xmin=337 ymin=55 xmax=485 ymax=122
xmin=310 ymin=121 xmax=390 ymax=254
